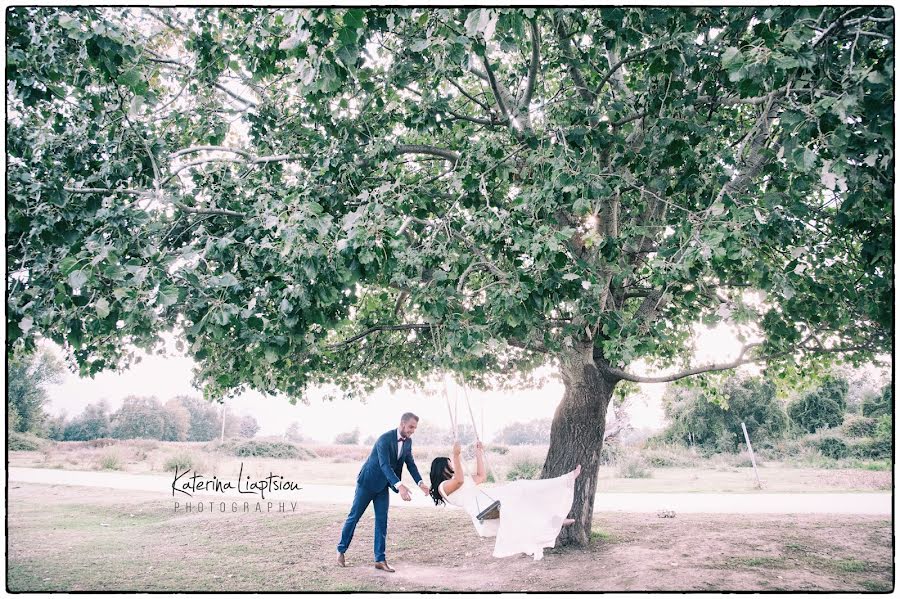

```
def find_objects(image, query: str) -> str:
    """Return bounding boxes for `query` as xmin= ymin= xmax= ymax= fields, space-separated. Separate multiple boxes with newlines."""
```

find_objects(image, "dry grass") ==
xmin=7 ymin=439 xmax=891 ymax=493
xmin=6 ymin=481 xmax=893 ymax=592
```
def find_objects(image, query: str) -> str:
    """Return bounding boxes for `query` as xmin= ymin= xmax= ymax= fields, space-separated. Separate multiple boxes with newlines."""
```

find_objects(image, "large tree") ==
xmin=6 ymin=7 xmax=893 ymax=545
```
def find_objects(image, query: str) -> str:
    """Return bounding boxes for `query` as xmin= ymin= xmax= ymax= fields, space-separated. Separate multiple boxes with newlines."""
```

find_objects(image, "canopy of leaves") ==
xmin=6 ymin=7 xmax=893 ymax=401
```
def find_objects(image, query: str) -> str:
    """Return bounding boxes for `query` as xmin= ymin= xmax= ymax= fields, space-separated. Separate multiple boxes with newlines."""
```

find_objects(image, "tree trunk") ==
xmin=541 ymin=342 xmax=617 ymax=547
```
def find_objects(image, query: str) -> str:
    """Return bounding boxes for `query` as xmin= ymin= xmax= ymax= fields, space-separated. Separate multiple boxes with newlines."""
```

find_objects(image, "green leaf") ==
xmin=721 ymin=47 xmax=743 ymax=71
xmin=157 ymin=284 xmax=180 ymax=307
xmin=68 ymin=270 xmax=88 ymax=290
xmin=95 ymin=298 xmax=110 ymax=318
xmin=18 ymin=315 xmax=33 ymax=334
xmin=116 ymin=68 xmax=145 ymax=93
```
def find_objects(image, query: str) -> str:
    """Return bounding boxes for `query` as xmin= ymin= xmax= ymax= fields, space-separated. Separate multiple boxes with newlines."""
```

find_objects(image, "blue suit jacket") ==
xmin=356 ymin=428 xmax=423 ymax=493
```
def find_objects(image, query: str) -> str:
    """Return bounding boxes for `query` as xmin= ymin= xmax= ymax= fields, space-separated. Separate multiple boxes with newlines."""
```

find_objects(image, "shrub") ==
xmin=334 ymin=428 xmax=360 ymax=445
xmin=311 ymin=444 xmax=371 ymax=460
xmin=842 ymin=415 xmax=877 ymax=438
xmin=9 ymin=431 xmax=44 ymax=451
xmin=598 ymin=441 xmax=624 ymax=465
xmin=850 ymin=437 xmax=891 ymax=460
xmin=874 ymin=414 xmax=892 ymax=442
xmin=231 ymin=440 xmax=309 ymax=459
xmin=495 ymin=418 xmax=552 ymax=445
xmin=617 ymin=455 xmax=652 ymax=478
xmin=86 ymin=437 xmax=117 ymax=448
xmin=788 ymin=377 xmax=849 ymax=433
xmin=861 ymin=385 xmax=891 ymax=418
xmin=487 ymin=445 xmax=509 ymax=455
xmin=642 ymin=446 xmax=700 ymax=468
xmin=505 ymin=458 xmax=542 ymax=481
xmin=812 ymin=436 xmax=850 ymax=460
xmin=721 ymin=450 xmax=762 ymax=468
xmin=98 ymin=452 xmax=123 ymax=470
xmin=164 ymin=452 xmax=196 ymax=472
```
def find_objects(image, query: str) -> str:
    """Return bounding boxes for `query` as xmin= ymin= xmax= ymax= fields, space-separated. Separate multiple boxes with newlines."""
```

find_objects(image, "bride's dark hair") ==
xmin=429 ymin=457 xmax=453 ymax=506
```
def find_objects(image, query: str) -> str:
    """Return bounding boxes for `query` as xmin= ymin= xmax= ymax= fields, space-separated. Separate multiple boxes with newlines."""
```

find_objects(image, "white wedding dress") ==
xmin=438 ymin=470 xmax=578 ymax=561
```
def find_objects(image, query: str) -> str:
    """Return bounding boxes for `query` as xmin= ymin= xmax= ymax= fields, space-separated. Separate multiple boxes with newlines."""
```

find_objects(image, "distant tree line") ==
xmin=9 ymin=349 xmax=260 ymax=443
xmin=45 ymin=394 xmax=260 ymax=442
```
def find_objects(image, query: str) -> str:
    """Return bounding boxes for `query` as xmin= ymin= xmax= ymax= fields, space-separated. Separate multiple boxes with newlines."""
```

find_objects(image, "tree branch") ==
xmin=63 ymin=186 xmax=151 ymax=196
xmin=447 ymin=78 xmax=492 ymax=113
xmin=170 ymin=146 xmax=253 ymax=159
xmin=480 ymin=56 xmax=511 ymax=121
xmin=605 ymin=342 xmax=764 ymax=383
xmin=812 ymin=7 xmax=866 ymax=48
xmin=554 ymin=16 xmax=595 ymax=105
xmin=594 ymin=43 xmax=665 ymax=97
xmin=393 ymin=144 xmax=460 ymax=165
xmin=520 ymin=17 xmax=540 ymax=107
xmin=326 ymin=324 xmax=433 ymax=349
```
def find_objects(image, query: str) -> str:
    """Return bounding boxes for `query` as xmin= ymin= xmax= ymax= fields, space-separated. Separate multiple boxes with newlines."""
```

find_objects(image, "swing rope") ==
xmin=440 ymin=375 xmax=501 ymax=521
xmin=459 ymin=381 xmax=501 ymax=485
xmin=432 ymin=326 xmax=500 ymax=520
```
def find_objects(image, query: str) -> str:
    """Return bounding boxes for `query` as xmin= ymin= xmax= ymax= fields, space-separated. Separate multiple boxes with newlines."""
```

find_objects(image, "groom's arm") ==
xmin=376 ymin=436 xmax=402 ymax=492
xmin=404 ymin=448 xmax=422 ymax=485
xmin=405 ymin=443 xmax=429 ymax=493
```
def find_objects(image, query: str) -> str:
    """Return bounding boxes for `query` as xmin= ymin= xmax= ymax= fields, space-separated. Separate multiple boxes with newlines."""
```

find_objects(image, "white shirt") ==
xmin=396 ymin=428 xmax=405 ymax=459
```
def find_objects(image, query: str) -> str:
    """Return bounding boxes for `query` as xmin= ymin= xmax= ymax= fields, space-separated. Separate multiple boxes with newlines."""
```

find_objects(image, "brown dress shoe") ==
xmin=374 ymin=561 xmax=395 ymax=573
xmin=337 ymin=552 xmax=346 ymax=567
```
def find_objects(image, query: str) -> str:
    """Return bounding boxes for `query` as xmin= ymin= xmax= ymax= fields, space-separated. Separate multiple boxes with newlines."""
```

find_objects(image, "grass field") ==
xmin=7 ymin=438 xmax=891 ymax=493
xmin=7 ymin=481 xmax=893 ymax=592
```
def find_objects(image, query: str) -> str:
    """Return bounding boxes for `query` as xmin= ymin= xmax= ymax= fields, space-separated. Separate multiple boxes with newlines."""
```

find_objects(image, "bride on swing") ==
xmin=429 ymin=440 xmax=582 ymax=561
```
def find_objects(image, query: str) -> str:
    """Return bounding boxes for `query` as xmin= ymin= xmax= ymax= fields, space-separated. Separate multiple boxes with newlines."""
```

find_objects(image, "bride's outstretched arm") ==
xmin=472 ymin=441 xmax=487 ymax=485
xmin=442 ymin=441 xmax=465 ymax=496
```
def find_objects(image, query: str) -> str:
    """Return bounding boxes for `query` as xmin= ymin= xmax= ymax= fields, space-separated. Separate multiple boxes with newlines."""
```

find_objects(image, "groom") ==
xmin=336 ymin=412 xmax=430 ymax=572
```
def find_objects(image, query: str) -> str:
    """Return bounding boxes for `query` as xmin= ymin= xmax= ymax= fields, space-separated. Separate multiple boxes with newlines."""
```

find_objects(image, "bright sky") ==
xmin=40 ymin=323 xmax=761 ymax=443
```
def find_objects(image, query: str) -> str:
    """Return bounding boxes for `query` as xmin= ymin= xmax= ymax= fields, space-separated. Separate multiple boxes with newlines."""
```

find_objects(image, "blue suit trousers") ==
xmin=336 ymin=484 xmax=390 ymax=562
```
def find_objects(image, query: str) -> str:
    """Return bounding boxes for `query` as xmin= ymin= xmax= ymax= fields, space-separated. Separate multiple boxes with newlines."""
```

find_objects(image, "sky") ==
xmin=40 ymin=322 xmax=765 ymax=443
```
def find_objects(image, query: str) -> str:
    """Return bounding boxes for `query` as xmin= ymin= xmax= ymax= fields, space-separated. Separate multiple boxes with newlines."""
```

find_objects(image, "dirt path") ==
xmin=6 ymin=481 xmax=893 ymax=592
xmin=8 ymin=467 xmax=891 ymax=514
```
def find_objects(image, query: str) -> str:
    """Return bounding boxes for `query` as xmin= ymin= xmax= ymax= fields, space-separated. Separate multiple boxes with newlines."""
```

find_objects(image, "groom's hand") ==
xmin=418 ymin=480 xmax=430 ymax=495
xmin=398 ymin=484 xmax=412 ymax=501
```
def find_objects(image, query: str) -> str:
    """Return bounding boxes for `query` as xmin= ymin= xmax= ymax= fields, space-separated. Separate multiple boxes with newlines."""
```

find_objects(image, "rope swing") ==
xmin=441 ymin=373 xmax=501 ymax=521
